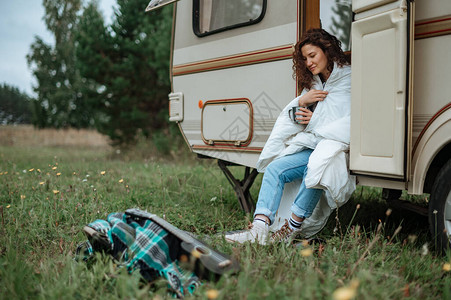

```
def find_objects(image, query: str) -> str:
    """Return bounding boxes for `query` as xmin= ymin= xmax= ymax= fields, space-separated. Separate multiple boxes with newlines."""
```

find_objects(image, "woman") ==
xmin=226 ymin=29 xmax=352 ymax=245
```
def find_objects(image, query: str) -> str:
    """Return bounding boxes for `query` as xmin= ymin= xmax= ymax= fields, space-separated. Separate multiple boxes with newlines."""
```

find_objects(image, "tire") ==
xmin=428 ymin=159 xmax=451 ymax=253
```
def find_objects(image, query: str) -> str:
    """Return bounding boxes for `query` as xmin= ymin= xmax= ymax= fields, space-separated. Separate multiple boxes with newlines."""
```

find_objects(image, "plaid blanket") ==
xmin=76 ymin=212 xmax=199 ymax=297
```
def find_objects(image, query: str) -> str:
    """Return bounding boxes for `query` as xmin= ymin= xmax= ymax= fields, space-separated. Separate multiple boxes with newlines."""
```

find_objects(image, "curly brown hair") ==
xmin=293 ymin=28 xmax=349 ymax=91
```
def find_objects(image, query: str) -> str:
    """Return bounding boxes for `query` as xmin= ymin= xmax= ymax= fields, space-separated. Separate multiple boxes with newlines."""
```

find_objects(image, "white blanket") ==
xmin=256 ymin=63 xmax=356 ymax=237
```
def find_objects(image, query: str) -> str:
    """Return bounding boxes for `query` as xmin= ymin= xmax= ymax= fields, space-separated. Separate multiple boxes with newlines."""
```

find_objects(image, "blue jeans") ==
xmin=254 ymin=149 xmax=323 ymax=225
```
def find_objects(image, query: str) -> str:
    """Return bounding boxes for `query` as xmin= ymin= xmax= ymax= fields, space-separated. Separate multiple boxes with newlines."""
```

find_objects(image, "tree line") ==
xmin=0 ymin=83 xmax=32 ymax=125
xmin=25 ymin=0 xmax=172 ymax=145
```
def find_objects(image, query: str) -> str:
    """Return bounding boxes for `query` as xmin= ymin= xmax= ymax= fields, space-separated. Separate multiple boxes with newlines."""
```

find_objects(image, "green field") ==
xmin=0 ymin=143 xmax=450 ymax=299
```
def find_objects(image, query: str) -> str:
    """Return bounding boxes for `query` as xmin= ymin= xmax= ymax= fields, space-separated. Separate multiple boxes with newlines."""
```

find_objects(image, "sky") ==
xmin=0 ymin=0 xmax=117 ymax=96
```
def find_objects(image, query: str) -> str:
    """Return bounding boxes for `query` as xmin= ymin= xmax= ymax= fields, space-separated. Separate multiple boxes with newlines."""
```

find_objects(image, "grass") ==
xmin=0 ymin=141 xmax=450 ymax=299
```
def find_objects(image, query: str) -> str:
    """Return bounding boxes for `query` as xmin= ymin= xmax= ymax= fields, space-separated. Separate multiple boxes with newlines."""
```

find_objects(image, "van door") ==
xmin=350 ymin=0 xmax=414 ymax=179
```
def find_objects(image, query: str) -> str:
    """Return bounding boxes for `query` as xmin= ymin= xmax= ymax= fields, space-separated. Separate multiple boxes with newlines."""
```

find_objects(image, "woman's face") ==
xmin=301 ymin=44 xmax=329 ymax=79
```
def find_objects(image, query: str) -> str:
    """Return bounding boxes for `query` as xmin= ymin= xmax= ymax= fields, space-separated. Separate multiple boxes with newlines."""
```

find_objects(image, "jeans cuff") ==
xmin=291 ymin=204 xmax=310 ymax=219
xmin=253 ymin=207 xmax=274 ymax=225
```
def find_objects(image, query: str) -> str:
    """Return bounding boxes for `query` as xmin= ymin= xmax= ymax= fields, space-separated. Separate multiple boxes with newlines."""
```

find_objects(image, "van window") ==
xmin=193 ymin=0 xmax=266 ymax=37
xmin=320 ymin=0 xmax=352 ymax=51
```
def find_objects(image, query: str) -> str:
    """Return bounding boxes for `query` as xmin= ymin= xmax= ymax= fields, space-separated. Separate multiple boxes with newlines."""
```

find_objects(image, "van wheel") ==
xmin=428 ymin=159 xmax=451 ymax=253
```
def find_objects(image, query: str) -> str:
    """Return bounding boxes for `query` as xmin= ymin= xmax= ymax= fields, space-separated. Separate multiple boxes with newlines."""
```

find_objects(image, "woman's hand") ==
xmin=295 ymin=107 xmax=313 ymax=125
xmin=298 ymin=89 xmax=328 ymax=106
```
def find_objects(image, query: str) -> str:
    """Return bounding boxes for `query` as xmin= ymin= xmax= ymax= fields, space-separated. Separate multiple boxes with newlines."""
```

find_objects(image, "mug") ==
xmin=288 ymin=106 xmax=312 ymax=124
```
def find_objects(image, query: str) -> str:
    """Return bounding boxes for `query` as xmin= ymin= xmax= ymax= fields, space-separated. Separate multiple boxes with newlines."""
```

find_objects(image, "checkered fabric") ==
xmin=77 ymin=212 xmax=199 ymax=296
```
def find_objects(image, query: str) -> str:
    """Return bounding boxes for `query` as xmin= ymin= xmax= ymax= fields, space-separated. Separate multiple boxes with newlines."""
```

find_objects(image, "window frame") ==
xmin=192 ymin=0 xmax=267 ymax=37
xmin=302 ymin=0 xmax=352 ymax=55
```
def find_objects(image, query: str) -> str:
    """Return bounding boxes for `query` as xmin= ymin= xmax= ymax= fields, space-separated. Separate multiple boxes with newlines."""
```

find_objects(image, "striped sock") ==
xmin=254 ymin=217 xmax=268 ymax=226
xmin=288 ymin=217 xmax=302 ymax=231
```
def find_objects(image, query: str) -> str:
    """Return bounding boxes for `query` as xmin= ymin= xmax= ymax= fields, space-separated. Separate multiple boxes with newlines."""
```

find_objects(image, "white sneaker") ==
xmin=225 ymin=221 xmax=269 ymax=245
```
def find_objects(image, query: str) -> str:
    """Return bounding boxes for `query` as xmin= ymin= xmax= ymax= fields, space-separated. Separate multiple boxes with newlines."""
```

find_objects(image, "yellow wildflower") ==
xmin=119 ymin=179 xmax=124 ymax=183
xmin=443 ymin=263 xmax=451 ymax=272
xmin=333 ymin=280 xmax=359 ymax=300
xmin=40 ymin=182 xmax=45 ymax=185
xmin=20 ymin=195 xmax=26 ymax=200
xmin=53 ymin=190 xmax=59 ymax=195
xmin=101 ymin=171 xmax=106 ymax=175
xmin=333 ymin=287 xmax=356 ymax=300
xmin=300 ymin=248 xmax=313 ymax=257
xmin=29 ymin=168 xmax=35 ymax=172
xmin=56 ymin=172 xmax=61 ymax=176
xmin=52 ymin=166 xmax=57 ymax=170
xmin=6 ymin=204 xmax=11 ymax=208
xmin=206 ymin=289 xmax=219 ymax=299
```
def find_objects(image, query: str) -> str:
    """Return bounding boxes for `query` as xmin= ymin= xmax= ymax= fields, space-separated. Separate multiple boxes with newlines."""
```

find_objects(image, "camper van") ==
xmin=146 ymin=0 xmax=451 ymax=251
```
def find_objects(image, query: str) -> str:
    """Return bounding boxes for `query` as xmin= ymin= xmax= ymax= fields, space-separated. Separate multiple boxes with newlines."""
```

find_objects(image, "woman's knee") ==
xmin=265 ymin=159 xmax=281 ymax=175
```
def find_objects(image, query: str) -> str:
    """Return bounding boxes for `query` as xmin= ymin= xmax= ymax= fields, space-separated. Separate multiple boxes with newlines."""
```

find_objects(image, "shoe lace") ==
xmin=272 ymin=220 xmax=293 ymax=241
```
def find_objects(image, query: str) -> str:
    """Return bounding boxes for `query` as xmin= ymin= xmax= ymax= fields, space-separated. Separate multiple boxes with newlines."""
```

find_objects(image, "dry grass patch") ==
xmin=0 ymin=125 xmax=110 ymax=148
